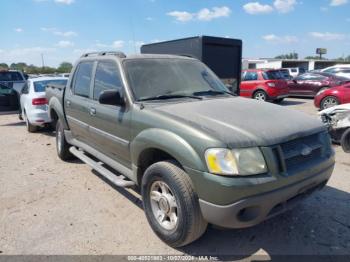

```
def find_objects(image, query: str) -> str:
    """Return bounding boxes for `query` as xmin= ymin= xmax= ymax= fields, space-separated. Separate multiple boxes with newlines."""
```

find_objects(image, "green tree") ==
xmin=0 ymin=63 xmax=9 ymax=70
xmin=275 ymin=52 xmax=298 ymax=59
xmin=304 ymin=56 xmax=326 ymax=60
xmin=10 ymin=62 xmax=28 ymax=71
xmin=57 ymin=62 xmax=73 ymax=73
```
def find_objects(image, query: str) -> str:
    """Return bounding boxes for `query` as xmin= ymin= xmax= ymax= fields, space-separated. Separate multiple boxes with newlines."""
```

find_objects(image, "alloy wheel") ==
xmin=150 ymin=181 xmax=178 ymax=231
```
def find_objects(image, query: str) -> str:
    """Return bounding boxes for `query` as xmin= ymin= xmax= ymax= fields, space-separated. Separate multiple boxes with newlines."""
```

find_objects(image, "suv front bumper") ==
xmin=197 ymin=164 xmax=333 ymax=229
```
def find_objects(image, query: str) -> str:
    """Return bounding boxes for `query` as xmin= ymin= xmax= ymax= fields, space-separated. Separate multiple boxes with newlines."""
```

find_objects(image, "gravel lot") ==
xmin=0 ymin=98 xmax=349 ymax=259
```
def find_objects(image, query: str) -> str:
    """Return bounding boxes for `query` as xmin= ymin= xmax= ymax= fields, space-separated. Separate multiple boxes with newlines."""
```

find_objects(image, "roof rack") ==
xmin=81 ymin=51 xmax=126 ymax=58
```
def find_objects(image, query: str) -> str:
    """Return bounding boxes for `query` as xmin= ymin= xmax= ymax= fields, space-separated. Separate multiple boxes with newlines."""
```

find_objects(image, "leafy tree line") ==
xmin=275 ymin=53 xmax=350 ymax=61
xmin=0 ymin=62 xmax=73 ymax=74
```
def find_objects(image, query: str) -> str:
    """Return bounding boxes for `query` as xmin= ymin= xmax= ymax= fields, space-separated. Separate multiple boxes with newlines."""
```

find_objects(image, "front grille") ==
xmin=275 ymin=132 xmax=330 ymax=175
xmin=284 ymin=148 xmax=323 ymax=172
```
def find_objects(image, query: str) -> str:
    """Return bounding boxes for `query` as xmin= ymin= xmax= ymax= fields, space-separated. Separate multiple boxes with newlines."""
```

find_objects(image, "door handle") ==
xmin=90 ymin=107 xmax=96 ymax=116
xmin=66 ymin=100 xmax=71 ymax=107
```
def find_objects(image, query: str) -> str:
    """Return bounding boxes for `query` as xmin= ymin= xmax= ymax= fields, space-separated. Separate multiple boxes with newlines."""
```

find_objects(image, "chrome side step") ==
xmin=69 ymin=146 xmax=135 ymax=188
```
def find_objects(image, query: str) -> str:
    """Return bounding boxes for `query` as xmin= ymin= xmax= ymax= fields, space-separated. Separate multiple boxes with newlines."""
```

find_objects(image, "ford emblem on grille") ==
xmin=301 ymin=145 xmax=312 ymax=156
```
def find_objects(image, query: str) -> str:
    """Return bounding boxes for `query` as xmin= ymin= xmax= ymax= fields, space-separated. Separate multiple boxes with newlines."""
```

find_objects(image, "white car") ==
xmin=58 ymin=73 xmax=70 ymax=78
xmin=321 ymin=64 xmax=350 ymax=79
xmin=283 ymin=67 xmax=307 ymax=78
xmin=20 ymin=77 xmax=68 ymax=132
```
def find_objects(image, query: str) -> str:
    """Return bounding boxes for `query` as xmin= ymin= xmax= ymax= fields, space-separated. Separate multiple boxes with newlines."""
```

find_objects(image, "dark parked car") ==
xmin=288 ymin=72 xmax=349 ymax=97
xmin=0 ymin=70 xmax=26 ymax=110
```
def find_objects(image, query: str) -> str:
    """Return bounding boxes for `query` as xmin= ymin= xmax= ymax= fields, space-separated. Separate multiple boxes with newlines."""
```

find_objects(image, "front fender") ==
xmin=131 ymin=128 xmax=206 ymax=171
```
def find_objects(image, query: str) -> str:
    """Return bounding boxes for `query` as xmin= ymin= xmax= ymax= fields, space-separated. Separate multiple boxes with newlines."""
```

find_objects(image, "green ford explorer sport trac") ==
xmin=46 ymin=51 xmax=335 ymax=247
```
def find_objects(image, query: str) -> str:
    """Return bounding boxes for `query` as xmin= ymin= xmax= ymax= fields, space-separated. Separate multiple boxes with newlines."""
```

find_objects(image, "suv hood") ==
xmin=154 ymin=97 xmax=326 ymax=148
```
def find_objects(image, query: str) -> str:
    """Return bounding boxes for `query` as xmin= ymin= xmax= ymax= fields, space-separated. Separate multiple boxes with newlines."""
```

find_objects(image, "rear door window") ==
xmin=73 ymin=62 xmax=94 ymax=98
xmin=297 ymin=74 xmax=326 ymax=81
xmin=93 ymin=61 xmax=123 ymax=100
xmin=243 ymin=72 xmax=258 ymax=81
xmin=263 ymin=71 xmax=282 ymax=80
xmin=323 ymin=68 xmax=337 ymax=74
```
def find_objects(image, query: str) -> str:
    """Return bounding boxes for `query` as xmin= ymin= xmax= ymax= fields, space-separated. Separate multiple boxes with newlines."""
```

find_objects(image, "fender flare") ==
xmin=130 ymin=128 xmax=205 ymax=171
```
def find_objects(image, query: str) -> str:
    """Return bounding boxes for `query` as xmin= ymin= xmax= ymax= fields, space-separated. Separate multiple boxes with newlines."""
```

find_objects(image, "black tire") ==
xmin=24 ymin=111 xmax=38 ymax=133
xmin=142 ymin=161 xmax=207 ymax=247
xmin=341 ymin=128 xmax=350 ymax=153
xmin=56 ymin=119 xmax=74 ymax=161
xmin=320 ymin=96 xmax=340 ymax=110
xmin=253 ymin=90 xmax=267 ymax=101
xmin=274 ymin=98 xmax=284 ymax=103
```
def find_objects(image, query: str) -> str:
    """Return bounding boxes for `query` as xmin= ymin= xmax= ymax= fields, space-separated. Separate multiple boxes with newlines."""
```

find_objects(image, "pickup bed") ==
xmin=47 ymin=51 xmax=335 ymax=247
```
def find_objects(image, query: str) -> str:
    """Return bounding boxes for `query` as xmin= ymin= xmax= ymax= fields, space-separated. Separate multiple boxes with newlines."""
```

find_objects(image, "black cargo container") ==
xmin=141 ymin=35 xmax=242 ymax=94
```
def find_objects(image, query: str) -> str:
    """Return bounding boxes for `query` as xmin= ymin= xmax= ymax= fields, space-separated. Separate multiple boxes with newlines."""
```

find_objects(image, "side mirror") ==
xmin=98 ymin=90 xmax=125 ymax=107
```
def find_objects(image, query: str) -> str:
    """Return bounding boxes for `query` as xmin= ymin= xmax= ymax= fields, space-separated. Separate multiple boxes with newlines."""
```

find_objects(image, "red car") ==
xmin=240 ymin=69 xmax=289 ymax=103
xmin=314 ymin=82 xmax=350 ymax=110
xmin=289 ymin=72 xmax=349 ymax=97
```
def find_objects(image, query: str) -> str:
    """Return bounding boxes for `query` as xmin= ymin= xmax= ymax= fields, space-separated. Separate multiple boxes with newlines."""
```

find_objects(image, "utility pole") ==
xmin=41 ymin=53 xmax=45 ymax=68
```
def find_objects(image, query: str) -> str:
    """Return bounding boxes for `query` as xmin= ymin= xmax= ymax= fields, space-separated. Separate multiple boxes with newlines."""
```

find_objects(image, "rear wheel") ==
xmin=320 ymin=96 xmax=339 ymax=110
xmin=253 ymin=90 xmax=267 ymax=101
xmin=341 ymin=128 xmax=350 ymax=153
xmin=56 ymin=119 xmax=74 ymax=161
xmin=24 ymin=111 xmax=38 ymax=133
xmin=142 ymin=161 xmax=207 ymax=247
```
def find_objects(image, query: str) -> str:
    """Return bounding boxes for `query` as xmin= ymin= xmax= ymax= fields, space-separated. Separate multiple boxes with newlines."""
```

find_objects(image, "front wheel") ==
xmin=142 ymin=161 xmax=207 ymax=247
xmin=253 ymin=90 xmax=267 ymax=101
xmin=320 ymin=96 xmax=339 ymax=110
xmin=341 ymin=128 xmax=350 ymax=153
xmin=56 ymin=119 xmax=74 ymax=161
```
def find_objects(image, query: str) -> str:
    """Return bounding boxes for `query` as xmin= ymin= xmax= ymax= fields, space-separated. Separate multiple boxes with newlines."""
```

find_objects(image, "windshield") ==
xmin=34 ymin=79 xmax=67 ymax=92
xmin=0 ymin=71 xmax=24 ymax=82
xmin=124 ymin=58 xmax=229 ymax=101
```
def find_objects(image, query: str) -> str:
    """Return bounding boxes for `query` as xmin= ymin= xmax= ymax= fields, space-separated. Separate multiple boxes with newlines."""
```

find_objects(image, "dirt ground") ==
xmin=0 ymin=98 xmax=349 ymax=259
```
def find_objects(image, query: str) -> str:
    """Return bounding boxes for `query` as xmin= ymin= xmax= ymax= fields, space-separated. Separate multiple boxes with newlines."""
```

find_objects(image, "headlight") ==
xmin=205 ymin=148 xmax=267 ymax=176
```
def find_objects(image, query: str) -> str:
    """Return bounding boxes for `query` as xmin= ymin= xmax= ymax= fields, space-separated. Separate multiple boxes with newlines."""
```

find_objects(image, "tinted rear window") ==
xmin=262 ymin=71 xmax=283 ymax=80
xmin=34 ymin=79 xmax=68 ymax=92
xmin=278 ymin=70 xmax=291 ymax=79
xmin=0 ymin=72 xmax=24 ymax=81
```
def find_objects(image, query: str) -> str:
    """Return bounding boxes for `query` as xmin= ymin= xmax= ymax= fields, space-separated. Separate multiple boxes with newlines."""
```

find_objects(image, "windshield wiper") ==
xmin=193 ymin=90 xmax=236 ymax=97
xmin=138 ymin=94 xmax=203 ymax=102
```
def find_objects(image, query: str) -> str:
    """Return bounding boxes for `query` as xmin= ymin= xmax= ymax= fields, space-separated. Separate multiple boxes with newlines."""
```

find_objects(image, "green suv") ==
xmin=46 ymin=51 xmax=335 ymax=247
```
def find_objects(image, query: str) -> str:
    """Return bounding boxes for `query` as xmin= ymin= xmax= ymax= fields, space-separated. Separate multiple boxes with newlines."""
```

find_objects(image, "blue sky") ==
xmin=1 ymin=0 xmax=349 ymax=67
